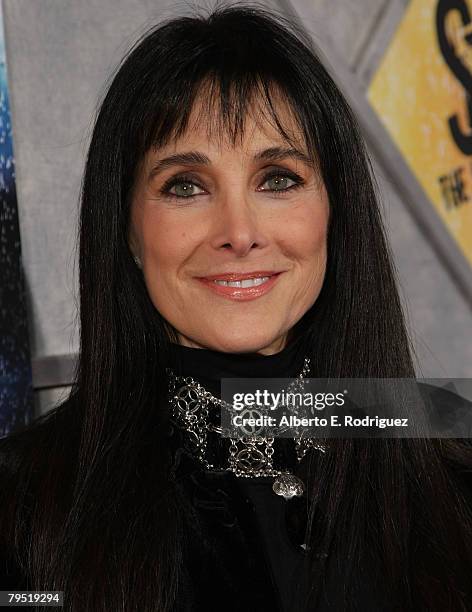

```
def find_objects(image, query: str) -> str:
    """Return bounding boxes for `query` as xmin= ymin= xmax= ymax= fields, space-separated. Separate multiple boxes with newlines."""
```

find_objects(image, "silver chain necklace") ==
xmin=166 ymin=357 xmax=326 ymax=500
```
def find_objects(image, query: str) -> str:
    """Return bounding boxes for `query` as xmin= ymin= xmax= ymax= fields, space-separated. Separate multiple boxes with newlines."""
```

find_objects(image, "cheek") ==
xmin=140 ymin=211 xmax=195 ymax=274
xmin=279 ymin=201 xmax=329 ymax=264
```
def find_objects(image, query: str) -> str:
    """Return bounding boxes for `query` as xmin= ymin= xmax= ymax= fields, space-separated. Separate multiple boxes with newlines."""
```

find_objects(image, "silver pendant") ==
xmin=234 ymin=446 xmax=266 ymax=472
xmin=272 ymin=472 xmax=305 ymax=500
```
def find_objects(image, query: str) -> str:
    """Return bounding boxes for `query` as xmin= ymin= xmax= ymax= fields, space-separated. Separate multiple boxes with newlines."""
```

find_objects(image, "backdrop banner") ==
xmin=368 ymin=0 xmax=472 ymax=269
xmin=0 ymin=1 xmax=33 ymax=436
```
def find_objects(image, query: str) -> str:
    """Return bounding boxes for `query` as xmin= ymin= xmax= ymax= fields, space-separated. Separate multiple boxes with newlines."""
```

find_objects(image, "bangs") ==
xmin=118 ymin=4 xmax=341 ymax=198
xmin=126 ymin=16 xmax=323 ymax=177
xmin=147 ymin=74 xmax=314 ymax=161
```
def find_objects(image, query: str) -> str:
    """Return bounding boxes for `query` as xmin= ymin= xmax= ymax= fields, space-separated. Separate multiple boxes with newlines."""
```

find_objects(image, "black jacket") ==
xmin=0 ymin=425 xmax=389 ymax=612
xmin=1 ymin=374 xmax=472 ymax=611
xmin=4 ymin=378 xmax=428 ymax=612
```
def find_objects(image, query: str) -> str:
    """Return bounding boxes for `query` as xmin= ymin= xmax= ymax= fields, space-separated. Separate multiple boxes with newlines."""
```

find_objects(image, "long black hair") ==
xmin=2 ymin=3 xmax=472 ymax=611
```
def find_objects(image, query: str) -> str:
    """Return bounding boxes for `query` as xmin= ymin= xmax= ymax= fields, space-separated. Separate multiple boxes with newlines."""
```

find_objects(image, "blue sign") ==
xmin=0 ymin=2 xmax=33 ymax=436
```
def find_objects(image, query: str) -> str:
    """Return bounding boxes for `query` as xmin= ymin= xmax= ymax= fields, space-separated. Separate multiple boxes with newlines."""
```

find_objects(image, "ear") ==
xmin=128 ymin=228 xmax=142 ymax=268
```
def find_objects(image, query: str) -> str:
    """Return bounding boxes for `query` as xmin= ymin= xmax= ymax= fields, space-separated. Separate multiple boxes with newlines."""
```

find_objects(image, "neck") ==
xmin=166 ymin=333 xmax=308 ymax=387
xmin=175 ymin=334 xmax=289 ymax=355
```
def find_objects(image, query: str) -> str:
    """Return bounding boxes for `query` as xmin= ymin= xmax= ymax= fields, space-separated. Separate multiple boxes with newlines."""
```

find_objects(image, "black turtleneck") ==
xmin=165 ymin=334 xmax=311 ymax=612
xmin=166 ymin=332 xmax=309 ymax=390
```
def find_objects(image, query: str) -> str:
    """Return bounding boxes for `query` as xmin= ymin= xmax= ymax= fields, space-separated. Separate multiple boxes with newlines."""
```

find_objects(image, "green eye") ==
xmin=171 ymin=181 xmax=201 ymax=197
xmin=162 ymin=176 xmax=207 ymax=198
xmin=259 ymin=170 xmax=304 ymax=196
xmin=160 ymin=169 xmax=304 ymax=201
xmin=264 ymin=175 xmax=296 ymax=191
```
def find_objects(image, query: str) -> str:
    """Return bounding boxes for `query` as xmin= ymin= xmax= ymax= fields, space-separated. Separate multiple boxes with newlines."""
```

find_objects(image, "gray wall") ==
xmin=3 ymin=0 xmax=470 ymax=416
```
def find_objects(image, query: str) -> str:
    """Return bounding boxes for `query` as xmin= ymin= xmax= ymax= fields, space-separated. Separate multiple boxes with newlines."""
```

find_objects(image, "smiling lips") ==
xmin=196 ymin=271 xmax=282 ymax=301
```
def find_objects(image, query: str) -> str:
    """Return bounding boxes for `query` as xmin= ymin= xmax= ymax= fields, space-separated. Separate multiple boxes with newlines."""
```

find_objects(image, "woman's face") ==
xmin=129 ymin=97 xmax=329 ymax=355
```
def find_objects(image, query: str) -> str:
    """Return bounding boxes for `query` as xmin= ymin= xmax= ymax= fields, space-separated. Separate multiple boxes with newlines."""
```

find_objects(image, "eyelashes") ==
xmin=158 ymin=169 xmax=305 ymax=201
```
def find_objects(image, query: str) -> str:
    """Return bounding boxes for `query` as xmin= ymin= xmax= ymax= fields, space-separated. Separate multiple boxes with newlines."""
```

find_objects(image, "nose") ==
xmin=208 ymin=190 xmax=269 ymax=257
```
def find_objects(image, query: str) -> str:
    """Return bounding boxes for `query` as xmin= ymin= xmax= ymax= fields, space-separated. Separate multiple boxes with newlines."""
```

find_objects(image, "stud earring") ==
xmin=133 ymin=254 xmax=142 ymax=269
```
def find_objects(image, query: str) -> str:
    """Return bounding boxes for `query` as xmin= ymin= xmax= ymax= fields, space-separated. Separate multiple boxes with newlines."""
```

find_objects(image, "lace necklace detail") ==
xmin=166 ymin=356 xmax=326 ymax=500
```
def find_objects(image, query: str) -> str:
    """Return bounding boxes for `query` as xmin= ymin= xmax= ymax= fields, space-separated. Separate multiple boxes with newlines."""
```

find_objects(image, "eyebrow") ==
xmin=147 ymin=146 xmax=315 ymax=180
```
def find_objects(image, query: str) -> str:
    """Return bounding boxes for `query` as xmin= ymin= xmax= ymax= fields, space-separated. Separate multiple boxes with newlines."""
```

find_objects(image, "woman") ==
xmin=1 ymin=4 xmax=472 ymax=611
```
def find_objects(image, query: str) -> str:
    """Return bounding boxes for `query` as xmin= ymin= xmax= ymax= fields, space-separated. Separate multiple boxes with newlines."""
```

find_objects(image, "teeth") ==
xmin=214 ymin=276 xmax=270 ymax=288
